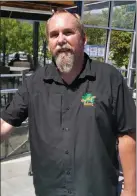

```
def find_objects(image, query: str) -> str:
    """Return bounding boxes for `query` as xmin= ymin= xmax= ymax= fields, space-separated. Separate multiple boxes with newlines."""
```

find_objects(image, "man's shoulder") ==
xmin=91 ymin=60 xmax=122 ymax=84
xmin=25 ymin=64 xmax=52 ymax=88
xmin=33 ymin=65 xmax=48 ymax=78
xmin=28 ymin=64 xmax=52 ymax=81
xmin=91 ymin=60 xmax=119 ymax=74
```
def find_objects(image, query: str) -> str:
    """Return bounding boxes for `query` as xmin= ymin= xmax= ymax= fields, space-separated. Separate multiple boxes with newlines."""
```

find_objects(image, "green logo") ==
xmin=81 ymin=93 xmax=96 ymax=106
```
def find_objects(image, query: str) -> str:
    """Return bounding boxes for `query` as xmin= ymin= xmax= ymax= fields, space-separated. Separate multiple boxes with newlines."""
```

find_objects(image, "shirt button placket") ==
xmin=62 ymin=124 xmax=74 ymax=195
xmin=62 ymin=127 xmax=70 ymax=132
xmin=65 ymin=150 xmax=69 ymax=155
xmin=68 ymin=189 xmax=72 ymax=194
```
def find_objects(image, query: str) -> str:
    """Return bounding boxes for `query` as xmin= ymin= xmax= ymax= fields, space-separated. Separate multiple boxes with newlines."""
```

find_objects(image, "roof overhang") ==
xmin=0 ymin=1 xmax=76 ymax=21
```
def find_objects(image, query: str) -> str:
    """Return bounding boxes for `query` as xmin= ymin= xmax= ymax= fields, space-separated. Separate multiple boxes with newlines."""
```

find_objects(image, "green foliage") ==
xmin=83 ymin=11 xmax=107 ymax=45
xmin=39 ymin=22 xmax=52 ymax=59
xmin=0 ymin=19 xmax=52 ymax=60
xmin=111 ymin=5 xmax=135 ymax=29
xmin=83 ymin=8 xmax=109 ymax=27
xmin=109 ymin=4 xmax=135 ymax=68
xmin=110 ymin=31 xmax=132 ymax=68
xmin=85 ymin=28 xmax=106 ymax=45
xmin=0 ymin=18 xmax=33 ymax=55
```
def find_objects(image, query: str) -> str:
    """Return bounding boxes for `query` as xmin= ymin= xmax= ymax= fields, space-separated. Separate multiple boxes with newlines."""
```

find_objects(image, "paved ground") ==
xmin=1 ymin=156 xmax=35 ymax=196
xmin=1 ymin=155 xmax=124 ymax=196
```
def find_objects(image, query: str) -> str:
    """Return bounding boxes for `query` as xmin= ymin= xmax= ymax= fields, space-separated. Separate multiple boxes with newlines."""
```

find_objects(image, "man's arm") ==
xmin=118 ymin=132 xmax=136 ymax=195
xmin=0 ymin=118 xmax=14 ymax=142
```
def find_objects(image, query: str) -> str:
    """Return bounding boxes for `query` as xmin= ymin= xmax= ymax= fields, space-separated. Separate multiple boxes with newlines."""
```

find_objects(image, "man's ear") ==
xmin=84 ymin=35 xmax=87 ymax=45
xmin=80 ymin=34 xmax=87 ymax=46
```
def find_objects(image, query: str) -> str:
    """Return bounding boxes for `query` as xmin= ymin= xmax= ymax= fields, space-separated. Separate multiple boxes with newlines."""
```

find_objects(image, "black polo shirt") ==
xmin=1 ymin=54 xmax=136 ymax=196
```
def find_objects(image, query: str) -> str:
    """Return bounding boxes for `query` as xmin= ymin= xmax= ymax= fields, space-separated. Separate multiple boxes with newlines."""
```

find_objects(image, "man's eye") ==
xmin=65 ymin=32 xmax=73 ymax=36
xmin=50 ymin=33 xmax=58 ymax=38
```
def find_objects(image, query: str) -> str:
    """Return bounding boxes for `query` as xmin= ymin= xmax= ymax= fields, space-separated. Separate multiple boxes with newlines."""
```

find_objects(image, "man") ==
xmin=1 ymin=9 xmax=136 ymax=196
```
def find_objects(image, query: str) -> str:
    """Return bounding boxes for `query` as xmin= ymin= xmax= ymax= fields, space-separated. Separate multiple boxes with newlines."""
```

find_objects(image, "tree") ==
xmin=111 ymin=4 xmax=135 ymax=29
xmin=0 ymin=18 xmax=52 ymax=61
xmin=108 ymin=4 xmax=135 ymax=68
xmin=110 ymin=31 xmax=132 ymax=69
xmin=39 ymin=22 xmax=52 ymax=59
xmin=83 ymin=12 xmax=107 ymax=45
xmin=0 ymin=18 xmax=33 ymax=55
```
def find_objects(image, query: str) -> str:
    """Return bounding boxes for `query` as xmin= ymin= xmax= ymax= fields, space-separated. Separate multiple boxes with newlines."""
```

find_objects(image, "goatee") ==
xmin=55 ymin=52 xmax=75 ymax=73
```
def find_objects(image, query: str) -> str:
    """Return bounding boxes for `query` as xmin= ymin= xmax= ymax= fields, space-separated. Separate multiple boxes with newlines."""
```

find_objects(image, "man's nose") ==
xmin=57 ymin=33 xmax=66 ymax=46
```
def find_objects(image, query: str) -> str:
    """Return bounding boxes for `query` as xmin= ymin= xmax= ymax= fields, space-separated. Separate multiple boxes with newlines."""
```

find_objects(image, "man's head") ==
xmin=46 ymin=9 xmax=87 ymax=73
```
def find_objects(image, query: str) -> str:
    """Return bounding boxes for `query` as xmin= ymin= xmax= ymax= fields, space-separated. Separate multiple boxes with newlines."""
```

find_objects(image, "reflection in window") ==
xmin=83 ymin=1 xmax=109 ymax=27
xmin=108 ymin=30 xmax=132 ymax=76
xmin=112 ymin=1 xmax=136 ymax=29
xmin=84 ymin=28 xmax=107 ymax=62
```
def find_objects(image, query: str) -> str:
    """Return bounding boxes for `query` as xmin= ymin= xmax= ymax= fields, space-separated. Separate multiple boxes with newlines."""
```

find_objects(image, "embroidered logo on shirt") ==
xmin=81 ymin=93 xmax=96 ymax=106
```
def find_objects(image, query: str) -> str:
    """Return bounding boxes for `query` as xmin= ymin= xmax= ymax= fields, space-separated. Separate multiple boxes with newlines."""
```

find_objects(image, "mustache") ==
xmin=55 ymin=45 xmax=73 ymax=55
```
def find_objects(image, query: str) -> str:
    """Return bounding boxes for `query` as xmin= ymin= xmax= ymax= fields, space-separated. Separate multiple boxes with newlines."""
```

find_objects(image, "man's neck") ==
xmin=61 ymin=55 xmax=84 ymax=85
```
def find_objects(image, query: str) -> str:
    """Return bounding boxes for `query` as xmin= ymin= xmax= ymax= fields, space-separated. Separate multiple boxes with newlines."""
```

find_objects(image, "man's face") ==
xmin=47 ymin=13 xmax=86 ymax=73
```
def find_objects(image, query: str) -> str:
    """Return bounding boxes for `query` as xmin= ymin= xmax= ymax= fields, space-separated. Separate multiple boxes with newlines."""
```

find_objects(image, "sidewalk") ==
xmin=1 ymin=155 xmax=124 ymax=196
xmin=1 ymin=156 xmax=35 ymax=196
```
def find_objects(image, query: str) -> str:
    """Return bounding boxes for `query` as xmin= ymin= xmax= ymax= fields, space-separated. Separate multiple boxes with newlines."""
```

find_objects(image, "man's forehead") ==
xmin=48 ymin=12 xmax=77 ymax=28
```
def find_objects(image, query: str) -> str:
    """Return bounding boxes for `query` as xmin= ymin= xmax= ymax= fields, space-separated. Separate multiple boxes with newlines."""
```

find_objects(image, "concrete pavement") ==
xmin=1 ymin=156 xmax=35 ymax=196
xmin=1 ymin=155 xmax=124 ymax=196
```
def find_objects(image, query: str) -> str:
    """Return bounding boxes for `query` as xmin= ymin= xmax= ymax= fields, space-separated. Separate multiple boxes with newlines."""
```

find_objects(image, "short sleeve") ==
xmin=113 ymin=76 xmax=136 ymax=135
xmin=1 ymin=79 xmax=29 ymax=127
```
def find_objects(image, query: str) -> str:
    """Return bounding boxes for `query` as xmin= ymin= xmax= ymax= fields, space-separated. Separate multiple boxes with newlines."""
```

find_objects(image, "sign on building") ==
xmin=84 ymin=45 xmax=105 ymax=57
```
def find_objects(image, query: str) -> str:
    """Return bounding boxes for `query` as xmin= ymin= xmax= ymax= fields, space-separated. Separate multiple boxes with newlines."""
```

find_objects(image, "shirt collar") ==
xmin=43 ymin=53 xmax=96 ymax=83
xmin=43 ymin=62 xmax=62 ymax=83
xmin=78 ymin=53 xmax=96 ymax=79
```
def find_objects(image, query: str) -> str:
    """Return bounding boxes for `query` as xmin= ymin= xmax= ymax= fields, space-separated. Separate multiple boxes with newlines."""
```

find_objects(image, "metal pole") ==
xmin=2 ymin=20 xmax=7 ymax=66
xmin=33 ymin=21 xmax=39 ymax=70
xmin=127 ymin=13 xmax=136 ymax=88
xmin=80 ymin=1 xmax=84 ymax=19
xmin=2 ymin=38 xmax=6 ymax=66
xmin=43 ymin=40 xmax=47 ymax=66
xmin=130 ymin=42 xmax=136 ymax=88
xmin=104 ymin=1 xmax=114 ymax=63
xmin=75 ymin=1 xmax=83 ymax=17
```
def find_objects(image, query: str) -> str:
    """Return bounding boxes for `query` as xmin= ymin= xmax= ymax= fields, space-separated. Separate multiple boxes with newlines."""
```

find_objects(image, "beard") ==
xmin=55 ymin=52 xmax=75 ymax=73
xmin=54 ymin=45 xmax=75 ymax=73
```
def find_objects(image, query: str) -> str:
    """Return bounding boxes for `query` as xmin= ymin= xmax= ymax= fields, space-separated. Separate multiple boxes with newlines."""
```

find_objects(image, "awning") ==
xmin=0 ymin=1 xmax=76 ymax=21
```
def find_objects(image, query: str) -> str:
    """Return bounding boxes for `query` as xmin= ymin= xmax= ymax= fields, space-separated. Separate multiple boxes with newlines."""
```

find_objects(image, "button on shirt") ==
xmin=1 ymin=54 xmax=136 ymax=196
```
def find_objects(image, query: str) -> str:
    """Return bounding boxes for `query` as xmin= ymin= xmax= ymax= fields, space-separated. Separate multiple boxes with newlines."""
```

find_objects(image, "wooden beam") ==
xmin=0 ymin=1 xmax=57 ymax=11
xmin=43 ymin=1 xmax=75 ymax=6
xmin=0 ymin=1 xmax=74 ymax=12
xmin=1 ymin=10 xmax=51 ymax=21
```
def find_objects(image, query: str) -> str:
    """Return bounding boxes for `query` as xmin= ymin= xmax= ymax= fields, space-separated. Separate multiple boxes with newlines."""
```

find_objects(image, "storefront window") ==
xmin=112 ymin=1 xmax=136 ymax=29
xmin=84 ymin=28 xmax=107 ymax=61
xmin=83 ymin=1 xmax=109 ymax=27
xmin=108 ymin=30 xmax=132 ymax=76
